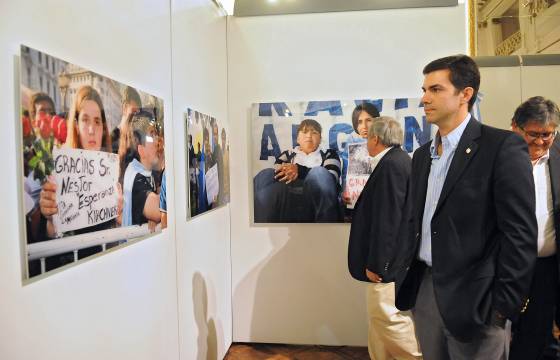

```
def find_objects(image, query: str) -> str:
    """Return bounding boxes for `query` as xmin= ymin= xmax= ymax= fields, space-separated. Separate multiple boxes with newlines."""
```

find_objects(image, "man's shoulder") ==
xmin=479 ymin=123 xmax=513 ymax=139
xmin=384 ymin=147 xmax=411 ymax=165
xmin=376 ymin=148 xmax=410 ymax=177
xmin=476 ymin=123 xmax=527 ymax=153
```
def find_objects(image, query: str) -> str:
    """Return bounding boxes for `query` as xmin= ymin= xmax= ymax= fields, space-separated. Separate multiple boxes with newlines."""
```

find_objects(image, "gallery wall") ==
xmin=479 ymin=63 xmax=560 ymax=130
xmin=0 ymin=1 xmax=232 ymax=359
xmin=227 ymin=2 xmax=468 ymax=345
xmin=171 ymin=1 xmax=232 ymax=359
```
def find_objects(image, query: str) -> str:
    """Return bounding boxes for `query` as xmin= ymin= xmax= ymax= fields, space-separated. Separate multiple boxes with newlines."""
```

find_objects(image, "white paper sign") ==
xmin=52 ymin=148 xmax=119 ymax=233
xmin=345 ymin=143 xmax=372 ymax=209
xmin=205 ymin=163 xmax=219 ymax=205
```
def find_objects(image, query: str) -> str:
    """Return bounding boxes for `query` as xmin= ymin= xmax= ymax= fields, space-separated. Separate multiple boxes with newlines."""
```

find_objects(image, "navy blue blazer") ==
xmin=396 ymin=118 xmax=538 ymax=341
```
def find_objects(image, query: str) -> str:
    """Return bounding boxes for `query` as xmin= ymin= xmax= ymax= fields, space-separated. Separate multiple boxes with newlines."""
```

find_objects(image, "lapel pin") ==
xmin=466 ymin=148 xmax=471 ymax=154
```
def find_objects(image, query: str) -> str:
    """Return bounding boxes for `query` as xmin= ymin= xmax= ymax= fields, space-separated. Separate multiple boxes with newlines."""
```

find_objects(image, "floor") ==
xmin=224 ymin=343 xmax=370 ymax=360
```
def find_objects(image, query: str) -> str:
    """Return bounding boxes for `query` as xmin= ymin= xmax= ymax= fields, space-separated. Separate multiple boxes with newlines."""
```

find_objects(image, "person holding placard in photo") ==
xmin=341 ymin=102 xmax=380 ymax=215
xmin=36 ymin=86 xmax=123 ymax=274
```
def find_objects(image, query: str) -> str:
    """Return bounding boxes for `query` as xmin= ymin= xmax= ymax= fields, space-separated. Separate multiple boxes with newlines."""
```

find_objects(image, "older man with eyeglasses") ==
xmin=510 ymin=96 xmax=560 ymax=360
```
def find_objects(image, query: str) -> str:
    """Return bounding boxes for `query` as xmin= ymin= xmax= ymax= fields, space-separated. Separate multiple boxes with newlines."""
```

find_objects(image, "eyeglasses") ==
xmin=519 ymin=127 xmax=557 ymax=142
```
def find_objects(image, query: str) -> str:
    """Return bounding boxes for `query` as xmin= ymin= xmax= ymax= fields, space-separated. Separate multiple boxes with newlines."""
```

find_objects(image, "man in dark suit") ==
xmin=348 ymin=116 xmax=421 ymax=360
xmin=396 ymin=54 xmax=538 ymax=360
xmin=509 ymin=96 xmax=560 ymax=360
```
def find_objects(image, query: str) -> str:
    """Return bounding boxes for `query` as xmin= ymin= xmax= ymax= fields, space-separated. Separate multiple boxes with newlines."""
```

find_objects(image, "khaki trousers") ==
xmin=367 ymin=282 xmax=422 ymax=360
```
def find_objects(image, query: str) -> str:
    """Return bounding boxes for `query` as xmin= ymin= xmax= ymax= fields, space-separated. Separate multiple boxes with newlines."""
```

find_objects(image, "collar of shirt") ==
xmin=293 ymin=146 xmax=323 ymax=168
xmin=430 ymin=113 xmax=471 ymax=159
xmin=370 ymin=146 xmax=393 ymax=171
xmin=532 ymin=150 xmax=550 ymax=166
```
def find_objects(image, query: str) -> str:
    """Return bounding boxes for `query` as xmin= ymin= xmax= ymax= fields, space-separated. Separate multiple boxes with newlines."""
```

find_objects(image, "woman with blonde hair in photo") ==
xmin=35 ymin=85 xmax=122 ymax=275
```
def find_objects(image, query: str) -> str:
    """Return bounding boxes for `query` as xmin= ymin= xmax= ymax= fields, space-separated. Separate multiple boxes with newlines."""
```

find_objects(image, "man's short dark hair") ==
xmin=297 ymin=119 xmax=322 ymax=135
xmin=122 ymin=86 xmax=142 ymax=107
xmin=351 ymin=102 xmax=380 ymax=132
xmin=423 ymin=55 xmax=480 ymax=111
xmin=512 ymin=96 xmax=560 ymax=128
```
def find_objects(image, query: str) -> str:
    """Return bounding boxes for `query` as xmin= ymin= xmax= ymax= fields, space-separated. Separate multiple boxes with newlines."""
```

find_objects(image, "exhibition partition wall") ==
xmin=477 ymin=58 xmax=560 ymax=130
xmin=227 ymin=2 xmax=469 ymax=345
xmin=1 ymin=0 xmax=231 ymax=359
xmin=3 ymin=0 xmax=502 ymax=358
xmin=172 ymin=1 xmax=232 ymax=359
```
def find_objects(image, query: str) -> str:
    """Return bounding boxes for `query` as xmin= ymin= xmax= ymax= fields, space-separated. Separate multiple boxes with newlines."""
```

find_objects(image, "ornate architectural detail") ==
xmin=495 ymin=30 xmax=522 ymax=55
xmin=522 ymin=0 xmax=550 ymax=18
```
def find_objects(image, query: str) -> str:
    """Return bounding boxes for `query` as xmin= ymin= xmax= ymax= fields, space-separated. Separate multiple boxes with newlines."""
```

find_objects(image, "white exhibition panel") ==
xmin=521 ymin=65 xmax=560 ymax=110
xmin=0 ymin=1 xmax=232 ymax=360
xmin=171 ymin=1 xmax=232 ymax=359
xmin=227 ymin=3 xmax=468 ymax=345
xmin=0 ymin=1 xmax=178 ymax=359
xmin=479 ymin=66 xmax=522 ymax=129
xmin=479 ymin=64 xmax=560 ymax=130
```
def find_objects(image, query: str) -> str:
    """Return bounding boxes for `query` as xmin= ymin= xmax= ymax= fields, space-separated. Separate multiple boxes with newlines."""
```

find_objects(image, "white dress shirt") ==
xmin=532 ymin=151 xmax=557 ymax=257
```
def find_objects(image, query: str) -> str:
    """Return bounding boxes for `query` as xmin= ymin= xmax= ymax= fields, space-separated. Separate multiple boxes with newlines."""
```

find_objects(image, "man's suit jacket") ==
xmin=549 ymin=139 xmax=560 ymax=265
xmin=548 ymin=140 xmax=560 ymax=328
xmin=395 ymin=118 xmax=538 ymax=341
xmin=348 ymin=146 xmax=412 ymax=283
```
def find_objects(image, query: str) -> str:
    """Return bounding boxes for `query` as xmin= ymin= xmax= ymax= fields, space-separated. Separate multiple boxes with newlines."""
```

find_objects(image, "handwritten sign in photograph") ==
xmin=52 ymin=148 xmax=119 ymax=234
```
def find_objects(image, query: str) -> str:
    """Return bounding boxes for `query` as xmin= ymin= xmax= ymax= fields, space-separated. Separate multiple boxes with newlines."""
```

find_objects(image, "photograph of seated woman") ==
xmin=120 ymin=110 xmax=162 ymax=230
xmin=253 ymin=119 xmax=342 ymax=223
xmin=34 ymin=85 xmax=122 ymax=275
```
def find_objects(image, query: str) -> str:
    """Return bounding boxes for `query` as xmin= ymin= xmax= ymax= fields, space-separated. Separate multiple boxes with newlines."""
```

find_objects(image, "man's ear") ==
xmin=461 ymin=87 xmax=474 ymax=106
xmin=138 ymin=144 xmax=145 ymax=159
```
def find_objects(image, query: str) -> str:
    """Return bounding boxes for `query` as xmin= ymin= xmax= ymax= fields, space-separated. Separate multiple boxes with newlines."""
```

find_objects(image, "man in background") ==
xmin=348 ymin=117 xmax=421 ymax=360
xmin=510 ymin=96 xmax=560 ymax=360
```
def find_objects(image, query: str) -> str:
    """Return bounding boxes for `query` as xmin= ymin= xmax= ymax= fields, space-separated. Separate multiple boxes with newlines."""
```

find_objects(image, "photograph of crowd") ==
xmin=185 ymin=108 xmax=230 ymax=219
xmin=251 ymin=98 xmax=482 ymax=223
xmin=19 ymin=45 xmax=166 ymax=279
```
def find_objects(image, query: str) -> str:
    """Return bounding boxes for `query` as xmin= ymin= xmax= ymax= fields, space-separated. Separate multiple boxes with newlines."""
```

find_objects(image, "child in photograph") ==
xmin=120 ymin=110 xmax=161 ymax=229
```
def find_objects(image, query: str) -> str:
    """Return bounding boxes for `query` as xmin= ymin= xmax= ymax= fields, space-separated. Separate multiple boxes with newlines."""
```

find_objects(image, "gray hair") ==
xmin=368 ymin=116 xmax=403 ymax=147
xmin=512 ymin=96 xmax=560 ymax=128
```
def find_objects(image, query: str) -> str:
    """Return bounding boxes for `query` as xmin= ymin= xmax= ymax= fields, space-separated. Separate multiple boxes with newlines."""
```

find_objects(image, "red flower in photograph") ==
xmin=50 ymin=115 xmax=67 ymax=143
xmin=38 ymin=112 xmax=52 ymax=139
xmin=22 ymin=115 xmax=32 ymax=137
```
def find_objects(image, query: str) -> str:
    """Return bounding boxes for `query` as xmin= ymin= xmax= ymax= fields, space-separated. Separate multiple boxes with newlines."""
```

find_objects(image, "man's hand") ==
xmin=366 ymin=269 xmax=382 ymax=283
xmin=274 ymin=163 xmax=298 ymax=184
xmin=342 ymin=191 xmax=352 ymax=205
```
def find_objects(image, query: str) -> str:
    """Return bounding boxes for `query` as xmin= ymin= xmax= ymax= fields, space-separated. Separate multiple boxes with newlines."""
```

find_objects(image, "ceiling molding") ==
xmin=234 ymin=0 xmax=458 ymax=17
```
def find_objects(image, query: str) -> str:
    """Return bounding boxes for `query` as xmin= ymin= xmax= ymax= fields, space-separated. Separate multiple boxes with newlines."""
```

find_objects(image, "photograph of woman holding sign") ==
xmin=341 ymin=102 xmax=380 ymax=213
xmin=36 ymin=85 xmax=123 ymax=274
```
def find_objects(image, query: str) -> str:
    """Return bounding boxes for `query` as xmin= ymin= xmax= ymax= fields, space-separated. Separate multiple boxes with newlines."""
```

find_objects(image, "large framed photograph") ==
xmin=251 ymin=99 xmax=435 ymax=223
xmin=185 ymin=108 xmax=230 ymax=219
xmin=19 ymin=45 xmax=166 ymax=280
